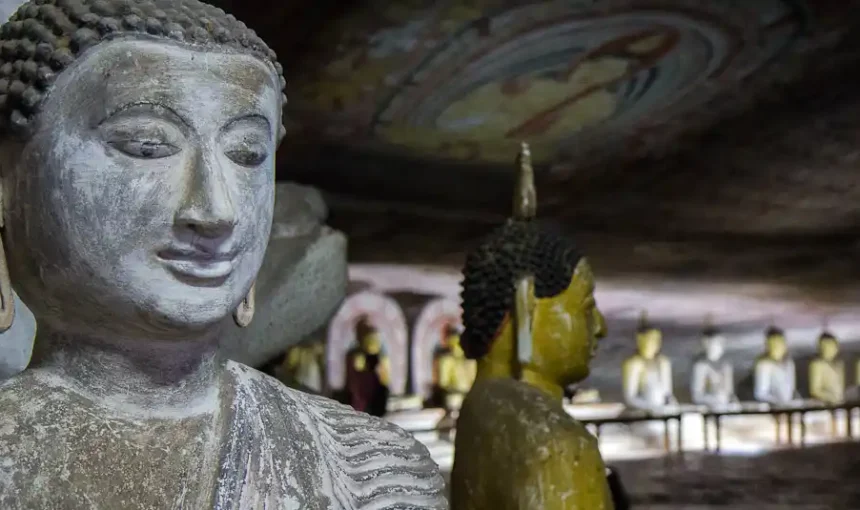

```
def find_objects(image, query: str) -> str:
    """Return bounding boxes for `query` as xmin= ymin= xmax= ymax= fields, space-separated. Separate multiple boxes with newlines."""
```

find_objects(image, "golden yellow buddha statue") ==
xmin=281 ymin=340 xmax=325 ymax=393
xmin=809 ymin=331 xmax=844 ymax=404
xmin=436 ymin=325 xmax=478 ymax=410
xmin=345 ymin=318 xmax=391 ymax=417
xmin=450 ymin=143 xmax=613 ymax=510
xmin=621 ymin=312 xmax=676 ymax=411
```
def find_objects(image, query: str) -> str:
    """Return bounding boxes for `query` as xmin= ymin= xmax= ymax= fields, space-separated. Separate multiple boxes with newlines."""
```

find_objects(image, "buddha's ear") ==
xmin=514 ymin=274 xmax=535 ymax=365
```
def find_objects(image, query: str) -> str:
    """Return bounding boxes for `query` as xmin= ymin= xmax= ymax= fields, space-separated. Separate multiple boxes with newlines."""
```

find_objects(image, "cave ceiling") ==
xmin=215 ymin=0 xmax=860 ymax=302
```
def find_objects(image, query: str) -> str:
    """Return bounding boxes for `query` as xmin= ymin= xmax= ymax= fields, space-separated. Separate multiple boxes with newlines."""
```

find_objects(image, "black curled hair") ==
xmin=637 ymin=322 xmax=659 ymax=335
xmin=765 ymin=325 xmax=784 ymax=338
xmin=0 ymin=0 xmax=286 ymax=137
xmin=355 ymin=316 xmax=377 ymax=339
xmin=459 ymin=219 xmax=583 ymax=360
xmin=703 ymin=325 xmax=720 ymax=338
xmin=819 ymin=331 xmax=836 ymax=342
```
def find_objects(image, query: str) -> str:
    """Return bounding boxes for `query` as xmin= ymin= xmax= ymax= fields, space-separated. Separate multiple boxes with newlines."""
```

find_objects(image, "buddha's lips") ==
xmin=157 ymin=247 xmax=237 ymax=282
xmin=159 ymin=247 xmax=238 ymax=262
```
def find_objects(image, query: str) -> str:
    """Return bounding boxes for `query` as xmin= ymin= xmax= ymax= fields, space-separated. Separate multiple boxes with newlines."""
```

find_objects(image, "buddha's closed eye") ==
xmin=224 ymin=138 xmax=268 ymax=167
xmin=101 ymin=118 xmax=182 ymax=160
xmin=221 ymin=118 xmax=271 ymax=168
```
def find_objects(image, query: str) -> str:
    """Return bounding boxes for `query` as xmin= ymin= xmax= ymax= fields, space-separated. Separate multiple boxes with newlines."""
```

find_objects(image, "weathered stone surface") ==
xmin=0 ymin=360 xmax=446 ymax=509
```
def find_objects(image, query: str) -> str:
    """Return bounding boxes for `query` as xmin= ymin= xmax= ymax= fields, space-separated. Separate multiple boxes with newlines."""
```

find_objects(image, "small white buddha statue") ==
xmin=622 ymin=312 xmax=676 ymax=411
xmin=753 ymin=326 xmax=799 ymax=405
xmin=690 ymin=323 xmax=737 ymax=407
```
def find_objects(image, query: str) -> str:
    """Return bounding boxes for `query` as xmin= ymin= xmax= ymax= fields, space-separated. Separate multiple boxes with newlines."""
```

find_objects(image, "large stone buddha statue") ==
xmin=0 ymin=1 xmax=445 ymax=508
xmin=450 ymin=144 xmax=613 ymax=510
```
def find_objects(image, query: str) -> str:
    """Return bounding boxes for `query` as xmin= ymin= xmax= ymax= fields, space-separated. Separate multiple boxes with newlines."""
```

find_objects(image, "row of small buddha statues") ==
xmin=624 ymin=317 xmax=851 ymax=411
xmin=277 ymin=320 xmax=477 ymax=417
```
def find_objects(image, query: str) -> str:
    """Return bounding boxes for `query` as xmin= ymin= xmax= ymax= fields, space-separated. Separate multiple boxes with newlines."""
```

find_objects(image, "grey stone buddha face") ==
xmin=0 ymin=39 xmax=280 ymax=338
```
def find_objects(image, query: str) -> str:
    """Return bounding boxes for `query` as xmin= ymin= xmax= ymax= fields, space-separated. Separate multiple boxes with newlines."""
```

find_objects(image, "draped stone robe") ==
xmin=0 ymin=361 xmax=446 ymax=509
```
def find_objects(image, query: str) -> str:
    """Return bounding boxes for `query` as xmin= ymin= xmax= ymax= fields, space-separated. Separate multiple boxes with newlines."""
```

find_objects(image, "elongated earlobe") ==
xmin=514 ymin=274 xmax=535 ymax=367
xmin=233 ymin=281 xmax=255 ymax=328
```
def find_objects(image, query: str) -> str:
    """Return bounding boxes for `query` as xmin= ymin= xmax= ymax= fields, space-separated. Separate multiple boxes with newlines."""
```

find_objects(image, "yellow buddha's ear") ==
xmin=513 ymin=142 xmax=536 ymax=220
xmin=512 ymin=142 xmax=537 ymax=367
xmin=514 ymin=274 xmax=536 ymax=365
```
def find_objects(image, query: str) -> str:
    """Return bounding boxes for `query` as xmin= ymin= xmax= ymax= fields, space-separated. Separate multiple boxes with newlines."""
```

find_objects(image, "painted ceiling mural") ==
xmin=290 ymin=0 xmax=807 ymax=164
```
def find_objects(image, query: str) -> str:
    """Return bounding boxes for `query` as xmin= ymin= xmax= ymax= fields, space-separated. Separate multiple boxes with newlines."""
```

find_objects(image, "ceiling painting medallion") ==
xmin=292 ymin=0 xmax=805 ymax=164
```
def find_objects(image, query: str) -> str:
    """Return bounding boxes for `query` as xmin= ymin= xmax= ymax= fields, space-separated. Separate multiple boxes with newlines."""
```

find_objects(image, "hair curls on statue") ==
xmin=459 ymin=219 xmax=582 ymax=360
xmin=0 ymin=0 xmax=286 ymax=138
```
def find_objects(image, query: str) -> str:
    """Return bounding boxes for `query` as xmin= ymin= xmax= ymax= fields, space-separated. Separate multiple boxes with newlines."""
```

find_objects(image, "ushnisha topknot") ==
xmin=0 ymin=0 xmax=287 ymax=137
xmin=637 ymin=309 xmax=657 ymax=334
xmin=459 ymin=219 xmax=582 ymax=360
xmin=765 ymin=325 xmax=784 ymax=338
xmin=459 ymin=142 xmax=583 ymax=360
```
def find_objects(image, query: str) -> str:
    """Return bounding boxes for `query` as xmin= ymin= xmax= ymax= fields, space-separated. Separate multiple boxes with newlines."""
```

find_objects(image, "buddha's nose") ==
xmin=175 ymin=151 xmax=237 ymax=238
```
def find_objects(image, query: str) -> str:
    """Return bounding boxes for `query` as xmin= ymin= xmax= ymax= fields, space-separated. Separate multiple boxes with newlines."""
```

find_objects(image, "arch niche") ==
xmin=326 ymin=291 xmax=409 ymax=395
xmin=411 ymin=297 xmax=462 ymax=400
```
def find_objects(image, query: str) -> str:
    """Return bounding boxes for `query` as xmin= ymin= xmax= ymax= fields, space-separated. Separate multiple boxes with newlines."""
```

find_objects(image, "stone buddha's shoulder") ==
xmin=224 ymin=361 xmax=447 ymax=509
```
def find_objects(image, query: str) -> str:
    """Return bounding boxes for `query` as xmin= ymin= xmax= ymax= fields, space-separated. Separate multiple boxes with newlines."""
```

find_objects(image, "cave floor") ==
xmin=613 ymin=443 xmax=860 ymax=508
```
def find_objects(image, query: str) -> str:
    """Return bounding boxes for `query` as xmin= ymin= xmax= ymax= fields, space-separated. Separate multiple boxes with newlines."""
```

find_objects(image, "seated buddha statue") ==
xmin=809 ymin=331 xmax=844 ymax=404
xmin=753 ymin=326 xmax=799 ymax=405
xmin=435 ymin=325 xmax=477 ymax=411
xmin=450 ymin=143 xmax=613 ymax=510
xmin=0 ymin=2 xmax=444 ymax=507
xmin=345 ymin=318 xmax=391 ymax=417
xmin=281 ymin=339 xmax=325 ymax=393
xmin=690 ymin=321 xmax=737 ymax=407
xmin=621 ymin=313 xmax=676 ymax=411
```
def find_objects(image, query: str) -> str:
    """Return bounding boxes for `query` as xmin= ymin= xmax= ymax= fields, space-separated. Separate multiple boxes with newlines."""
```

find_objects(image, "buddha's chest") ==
xmin=0 ymin=392 xmax=222 ymax=510
xmin=701 ymin=363 xmax=725 ymax=387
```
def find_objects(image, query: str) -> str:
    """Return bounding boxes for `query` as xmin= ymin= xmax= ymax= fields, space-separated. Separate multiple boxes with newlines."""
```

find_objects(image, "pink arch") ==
xmin=326 ymin=291 xmax=409 ymax=395
xmin=411 ymin=297 xmax=462 ymax=399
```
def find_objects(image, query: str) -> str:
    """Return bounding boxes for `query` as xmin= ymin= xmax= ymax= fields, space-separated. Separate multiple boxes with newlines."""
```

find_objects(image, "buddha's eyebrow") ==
xmin=223 ymin=113 xmax=272 ymax=136
xmin=99 ymin=101 xmax=188 ymax=127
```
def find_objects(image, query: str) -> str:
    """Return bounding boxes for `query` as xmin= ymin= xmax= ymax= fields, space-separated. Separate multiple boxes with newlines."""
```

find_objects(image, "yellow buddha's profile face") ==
xmin=529 ymin=259 xmax=606 ymax=385
xmin=766 ymin=334 xmax=787 ymax=360
xmin=360 ymin=329 xmax=383 ymax=355
xmin=636 ymin=329 xmax=662 ymax=360
xmin=819 ymin=337 xmax=839 ymax=361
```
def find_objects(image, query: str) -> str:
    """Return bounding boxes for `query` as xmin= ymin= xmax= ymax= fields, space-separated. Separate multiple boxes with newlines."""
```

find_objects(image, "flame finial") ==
xmin=513 ymin=142 xmax=536 ymax=220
